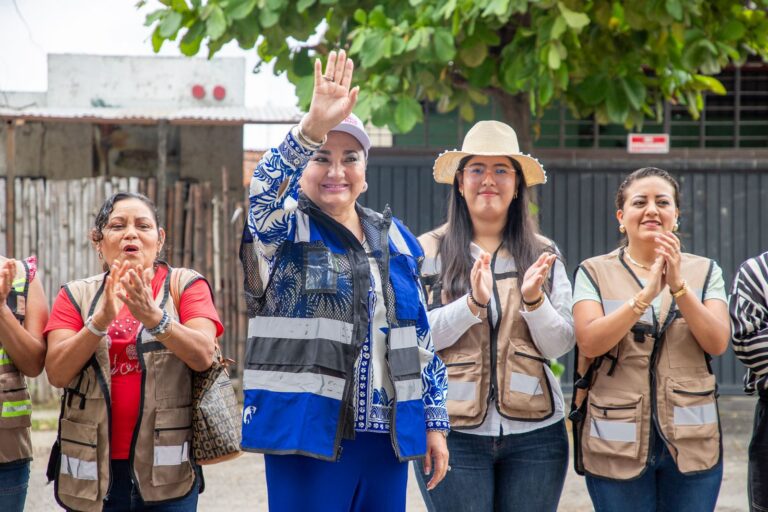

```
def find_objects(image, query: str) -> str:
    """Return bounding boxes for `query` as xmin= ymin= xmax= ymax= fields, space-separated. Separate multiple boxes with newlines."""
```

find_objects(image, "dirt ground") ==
xmin=25 ymin=396 xmax=753 ymax=511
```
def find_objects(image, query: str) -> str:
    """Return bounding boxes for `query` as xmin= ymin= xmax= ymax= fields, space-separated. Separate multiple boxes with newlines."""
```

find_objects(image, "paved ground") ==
xmin=26 ymin=396 xmax=754 ymax=511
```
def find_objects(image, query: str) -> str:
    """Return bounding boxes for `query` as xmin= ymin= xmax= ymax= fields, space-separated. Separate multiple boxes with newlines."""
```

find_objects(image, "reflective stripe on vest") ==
xmin=1 ymin=399 xmax=31 ymax=417
xmin=0 ymin=348 xmax=11 ymax=366
xmin=61 ymin=454 xmax=98 ymax=481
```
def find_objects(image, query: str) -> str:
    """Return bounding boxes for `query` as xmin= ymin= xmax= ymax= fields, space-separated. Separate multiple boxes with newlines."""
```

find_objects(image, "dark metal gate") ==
xmin=363 ymin=151 xmax=768 ymax=395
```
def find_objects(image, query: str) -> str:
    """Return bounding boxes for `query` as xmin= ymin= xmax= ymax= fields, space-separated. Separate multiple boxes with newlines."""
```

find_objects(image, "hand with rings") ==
xmin=300 ymin=49 xmax=360 ymax=143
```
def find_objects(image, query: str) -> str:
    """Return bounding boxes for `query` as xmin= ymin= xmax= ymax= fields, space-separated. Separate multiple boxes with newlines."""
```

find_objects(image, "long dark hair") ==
xmin=437 ymin=156 xmax=549 ymax=301
xmin=615 ymin=167 xmax=681 ymax=247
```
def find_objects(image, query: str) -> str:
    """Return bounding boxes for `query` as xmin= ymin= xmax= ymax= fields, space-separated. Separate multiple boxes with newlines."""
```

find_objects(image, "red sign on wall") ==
xmin=627 ymin=134 xmax=670 ymax=154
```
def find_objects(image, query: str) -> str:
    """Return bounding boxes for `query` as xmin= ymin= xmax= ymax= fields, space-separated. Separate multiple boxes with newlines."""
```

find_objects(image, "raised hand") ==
xmin=470 ymin=252 xmax=492 ymax=306
xmin=0 ymin=259 xmax=16 ymax=303
xmin=117 ymin=264 xmax=163 ymax=328
xmin=92 ymin=261 xmax=128 ymax=330
xmin=301 ymin=49 xmax=360 ymax=142
xmin=521 ymin=252 xmax=557 ymax=304
xmin=655 ymin=231 xmax=683 ymax=291
xmin=640 ymin=255 xmax=666 ymax=303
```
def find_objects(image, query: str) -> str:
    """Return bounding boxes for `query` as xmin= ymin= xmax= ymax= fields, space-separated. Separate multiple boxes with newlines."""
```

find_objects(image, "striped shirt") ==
xmin=730 ymin=252 xmax=768 ymax=393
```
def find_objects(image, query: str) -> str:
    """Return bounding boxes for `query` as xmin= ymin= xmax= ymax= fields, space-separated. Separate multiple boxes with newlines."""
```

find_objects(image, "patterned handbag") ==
xmin=170 ymin=269 xmax=242 ymax=465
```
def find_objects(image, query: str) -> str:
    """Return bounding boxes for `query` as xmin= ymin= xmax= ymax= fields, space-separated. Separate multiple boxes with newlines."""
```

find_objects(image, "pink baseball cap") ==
xmin=330 ymin=113 xmax=371 ymax=158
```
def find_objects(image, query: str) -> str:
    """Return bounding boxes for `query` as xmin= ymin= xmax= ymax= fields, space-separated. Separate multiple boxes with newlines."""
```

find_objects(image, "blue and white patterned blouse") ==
xmin=246 ymin=128 xmax=449 ymax=434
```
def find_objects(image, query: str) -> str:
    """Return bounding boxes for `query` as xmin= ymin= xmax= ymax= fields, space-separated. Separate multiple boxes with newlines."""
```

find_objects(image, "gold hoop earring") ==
xmin=513 ymin=192 xmax=518 ymax=200
xmin=459 ymin=190 xmax=464 ymax=198
xmin=619 ymin=225 xmax=626 ymax=234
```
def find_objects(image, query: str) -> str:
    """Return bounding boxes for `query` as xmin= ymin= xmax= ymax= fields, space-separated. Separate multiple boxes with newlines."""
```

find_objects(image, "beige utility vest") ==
xmin=53 ymin=265 xmax=202 ymax=512
xmin=575 ymin=249 xmax=721 ymax=480
xmin=0 ymin=258 xmax=33 ymax=464
xmin=419 ymin=228 xmax=555 ymax=428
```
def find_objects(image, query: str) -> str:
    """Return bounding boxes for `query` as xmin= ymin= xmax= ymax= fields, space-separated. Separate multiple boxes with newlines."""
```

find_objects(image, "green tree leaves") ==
xmin=141 ymin=0 xmax=768 ymax=136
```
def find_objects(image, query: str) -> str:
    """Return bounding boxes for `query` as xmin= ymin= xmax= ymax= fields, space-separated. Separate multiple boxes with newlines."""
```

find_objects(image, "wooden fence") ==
xmin=0 ymin=175 xmax=248 ymax=404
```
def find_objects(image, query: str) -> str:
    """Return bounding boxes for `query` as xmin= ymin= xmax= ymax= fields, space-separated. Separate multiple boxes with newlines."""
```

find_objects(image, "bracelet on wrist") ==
xmin=523 ymin=294 xmax=546 ymax=312
xmin=427 ymin=429 xmax=449 ymax=438
xmin=296 ymin=118 xmax=327 ymax=149
xmin=468 ymin=291 xmax=490 ymax=309
xmin=85 ymin=316 xmax=108 ymax=338
xmin=670 ymin=280 xmax=688 ymax=299
xmin=146 ymin=310 xmax=170 ymax=336
xmin=628 ymin=293 xmax=650 ymax=315
xmin=155 ymin=320 xmax=175 ymax=342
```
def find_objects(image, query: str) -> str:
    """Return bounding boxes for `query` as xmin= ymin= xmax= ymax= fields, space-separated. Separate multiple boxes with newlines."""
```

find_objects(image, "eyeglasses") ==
xmin=459 ymin=166 xmax=517 ymax=182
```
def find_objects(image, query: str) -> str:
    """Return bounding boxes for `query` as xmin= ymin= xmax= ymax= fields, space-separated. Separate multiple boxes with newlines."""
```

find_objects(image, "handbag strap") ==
xmin=169 ymin=268 xmax=224 ymax=366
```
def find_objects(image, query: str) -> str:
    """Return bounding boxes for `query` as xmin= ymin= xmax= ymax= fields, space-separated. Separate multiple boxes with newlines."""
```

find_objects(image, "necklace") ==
xmin=625 ymin=249 xmax=651 ymax=270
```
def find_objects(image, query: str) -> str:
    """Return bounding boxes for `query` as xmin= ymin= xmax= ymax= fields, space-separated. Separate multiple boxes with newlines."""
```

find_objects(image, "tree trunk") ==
xmin=492 ymin=91 xmax=533 ymax=153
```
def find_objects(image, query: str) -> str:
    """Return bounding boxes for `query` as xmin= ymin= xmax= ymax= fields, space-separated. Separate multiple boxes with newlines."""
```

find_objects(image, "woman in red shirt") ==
xmin=45 ymin=192 xmax=223 ymax=512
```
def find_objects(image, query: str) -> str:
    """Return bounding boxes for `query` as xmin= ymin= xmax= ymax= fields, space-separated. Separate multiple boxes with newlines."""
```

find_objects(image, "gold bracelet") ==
xmin=155 ymin=320 xmax=175 ymax=342
xmin=297 ymin=118 xmax=327 ymax=148
xmin=524 ymin=294 xmax=546 ymax=312
xmin=629 ymin=293 xmax=650 ymax=315
xmin=670 ymin=280 xmax=688 ymax=299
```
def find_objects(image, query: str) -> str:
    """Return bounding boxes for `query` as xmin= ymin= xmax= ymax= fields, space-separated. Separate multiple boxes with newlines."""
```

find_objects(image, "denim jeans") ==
xmin=0 ymin=459 xmax=30 ymax=512
xmin=749 ymin=395 xmax=768 ymax=512
xmin=415 ymin=419 xmax=568 ymax=512
xmin=586 ymin=427 xmax=722 ymax=512
xmin=103 ymin=460 xmax=200 ymax=512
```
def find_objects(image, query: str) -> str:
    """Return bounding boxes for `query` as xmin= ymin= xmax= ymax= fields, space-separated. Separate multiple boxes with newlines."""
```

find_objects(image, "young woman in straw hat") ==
xmin=415 ymin=120 xmax=574 ymax=511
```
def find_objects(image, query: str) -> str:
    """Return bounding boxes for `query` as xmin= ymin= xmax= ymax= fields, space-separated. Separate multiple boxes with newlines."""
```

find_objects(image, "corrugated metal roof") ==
xmin=0 ymin=105 xmax=302 ymax=125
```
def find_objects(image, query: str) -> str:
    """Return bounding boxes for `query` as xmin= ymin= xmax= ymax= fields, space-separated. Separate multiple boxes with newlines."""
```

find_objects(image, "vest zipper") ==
xmin=445 ymin=362 xmax=476 ymax=367
xmin=672 ymin=389 xmax=716 ymax=396
xmin=513 ymin=352 xmax=549 ymax=364
xmin=592 ymin=404 xmax=636 ymax=417
xmin=489 ymin=250 xmax=502 ymax=414
xmin=61 ymin=437 xmax=97 ymax=448
xmin=378 ymin=209 xmax=404 ymax=460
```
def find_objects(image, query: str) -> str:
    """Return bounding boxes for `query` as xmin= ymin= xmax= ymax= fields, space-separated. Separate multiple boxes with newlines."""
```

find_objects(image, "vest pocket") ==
xmin=58 ymin=419 xmax=99 ymax=500
xmin=666 ymin=375 xmax=719 ymax=441
xmin=501 ymin=342 xmax=550 ymax=414
xmin=665 ymin=320 xmax=708 ymax=369
xmin=0 ymin=372 xmax=31 ymax=429
xmin=586 ymin=395 xmax=643 ymax=459
xmin=152 ymin=407 xmax=193 ymax=486
xmin=445 ymin=358 xmax=482 ymax=418
xmin=153 ymin=351 xmax=192 ymax=401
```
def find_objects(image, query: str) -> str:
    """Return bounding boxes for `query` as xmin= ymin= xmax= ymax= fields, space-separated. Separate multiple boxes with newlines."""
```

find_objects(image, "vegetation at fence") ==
xmin=141 ymin=1 xmax=768 ymax=149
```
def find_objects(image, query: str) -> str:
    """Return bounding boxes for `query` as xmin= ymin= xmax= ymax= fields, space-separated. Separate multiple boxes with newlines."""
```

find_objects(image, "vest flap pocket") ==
xmin=59 ymin=419 xmax=99 ymax=500
xmin=153 ymin=350 xmax=192 ymax=402
xmin=0 ymin=372 xmax=31 ymax=429
xmin=586 ymin=395 xmax=643 ymax=460
xmin=501 ymin=342 xmax=551 ymax=414
xmin=153 ymin=407 xmax=193 ymax=486
xmin=445 ymin=355 xmax=482 ymax=418
xmin=666 ymin=375 xmax=719 ymax=440
xmin=666 ymin=319 xmax=708 ymax=369
xmin=389 ymin=254 xmax=420 ymax=321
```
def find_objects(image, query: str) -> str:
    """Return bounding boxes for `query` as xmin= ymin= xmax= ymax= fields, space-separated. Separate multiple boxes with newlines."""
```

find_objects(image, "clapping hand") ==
xmin=300 ymin=49 xmax=360 ymax=143
xmin=521 ymin=252 xmax=557 ymax=304
xmin=0 ymin=259 xmax=16 ymax=303
xmin=470 ymin=252 xmax=492 ymax=306
xmin=117 ymin=264 xmax=163 ymax=329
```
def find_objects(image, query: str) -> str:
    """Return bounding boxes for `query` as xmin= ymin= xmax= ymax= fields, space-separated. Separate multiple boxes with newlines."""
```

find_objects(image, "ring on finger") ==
xmin=323 ymin=75 xmax=334 ymax=82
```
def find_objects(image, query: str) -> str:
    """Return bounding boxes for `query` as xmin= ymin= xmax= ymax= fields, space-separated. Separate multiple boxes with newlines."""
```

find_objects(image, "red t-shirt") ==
xmin=44 ymin=265 xmax=224 ymax=459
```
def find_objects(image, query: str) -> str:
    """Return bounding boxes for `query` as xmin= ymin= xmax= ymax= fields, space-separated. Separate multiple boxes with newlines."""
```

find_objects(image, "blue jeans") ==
xmin=265 ymin=432 xmax=408 ymax=512
xmin=749 ymin=395 xmax=768 ymax=511
xmin=0 ymin=459 xmax=30 ymax=512
xmin=586 ymin=428 xmax=722 ymax=512
xmin=416 ymin=419 xmax=568 ymax=512
xmin=103 ymin=460 xmax=200 ymax=512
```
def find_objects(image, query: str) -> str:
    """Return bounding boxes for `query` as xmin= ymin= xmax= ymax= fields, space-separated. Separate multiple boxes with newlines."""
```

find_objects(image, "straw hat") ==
xmin=432 ymin=121 xmax=547 ymax=186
